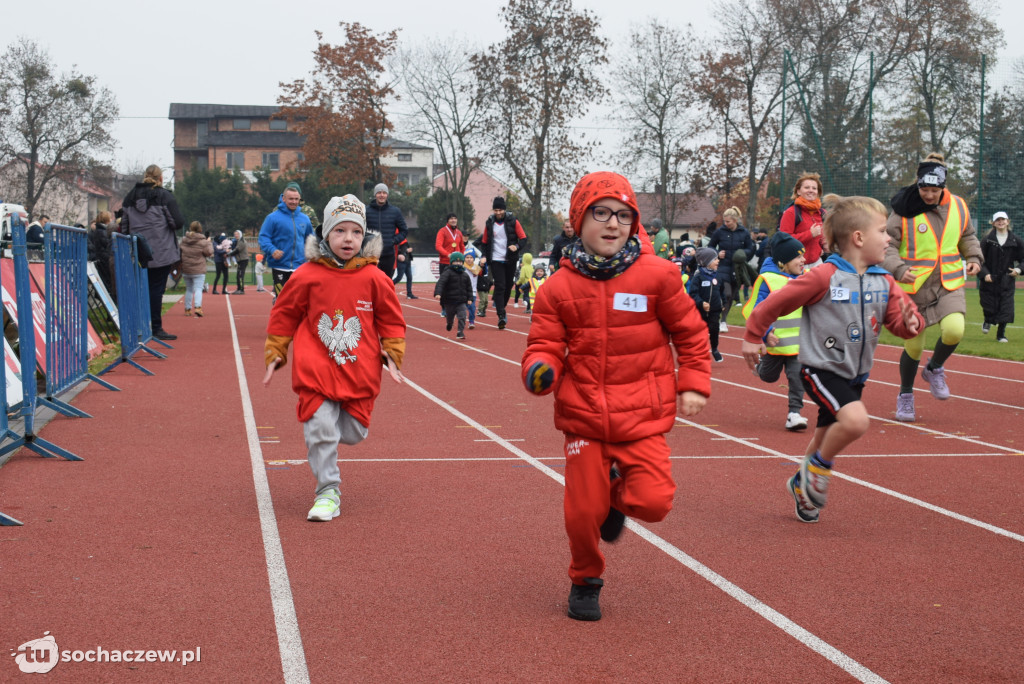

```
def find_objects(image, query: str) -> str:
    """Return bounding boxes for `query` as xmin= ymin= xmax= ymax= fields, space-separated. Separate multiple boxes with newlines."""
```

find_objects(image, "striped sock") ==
xmin=809 ymin=451 xmax=832 ymax=470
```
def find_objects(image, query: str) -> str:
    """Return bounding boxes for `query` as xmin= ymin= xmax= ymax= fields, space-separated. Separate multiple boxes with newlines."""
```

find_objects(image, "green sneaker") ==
xmin=307 ymin=489 xmax=340 ymax=521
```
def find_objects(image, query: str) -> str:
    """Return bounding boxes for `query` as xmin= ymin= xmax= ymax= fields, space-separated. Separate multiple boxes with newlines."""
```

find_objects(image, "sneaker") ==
xmin=525 ymin=308 xmax=532 ymax=313
xmin=799 ymin=452 xmax=831 ymax=509
xmin=231 ymin=290 xmax=245 ymax=295
xmin=194 ymin=308 xmax=204 ymax=318
xmin=785 ymin=412 xmax=808 ymax=431
xmin=895 ymin=392 xmax=916 ymax=422
xmin=307 ymin=489 xmax=340 ymax=521
xmin=711 ymin=350 xmax=723 ymax=363
xmin=468 ymin=324 xmax=475 ymax=330
xmin=567 ymin=578 xmax=603 ymax=621
xmin=456 ymin=331 xmax=465 ymax=339
xmin=982 ymin=322 xmax=990 ymax=334
xmin=479 ymin=312 xmax=487 ymax=318
xmin=600 ymin=467 xmax=626 ymax=542
xmin=184 ymin=308 xmax=192 ymax=317
xmin=999 ymin=337 xmax=1009 ymax=343
xmin=446 ymin=319 xmax=453 ymax=331
xmin=921 ymin=363 xmax=950 ymax=400
xmin=787 ymin=472 xmax=819 ymax=523
xmin=407 ymin=294 xmax=419 ymax=299
xmin=498 ymin=318 xmax=506 ymax=330
xmin=153 ymin=329 xmax=177 ymax=341
xmin=719 ymin=321 xmax=729 ymax=333
xmin=514 ymin=302 xmax=520 ymax=308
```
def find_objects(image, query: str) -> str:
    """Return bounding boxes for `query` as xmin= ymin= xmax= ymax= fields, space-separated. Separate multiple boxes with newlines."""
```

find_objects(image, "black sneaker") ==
xmin=407 ymin=294 xmax=418 ymax=299
xmin=456 ymin=332 xmax=465 ymax=339
xmin=982 ymin=322 xmax=990 ymax=334
xmin=153 ymin=329 xmax=177 ymax=341
xmin=498 ymin=318 xmax=506 ymax=330
xmin=567 ymin=578 xmax=604 ymax=621
xmin=446 ymin=319 xmax=453 ymax=331
xmin=600 ymin=467 xmax=626 ymax=542
xmin=712 ymin=350 xmax=723 ymax=363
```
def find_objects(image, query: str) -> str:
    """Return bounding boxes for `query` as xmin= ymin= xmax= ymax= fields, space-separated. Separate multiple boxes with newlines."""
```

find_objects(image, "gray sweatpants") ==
xmin=757 ymin=354 xmax=805 ymax=413
xmin=303 ymin=400 xmax=369 ymax=496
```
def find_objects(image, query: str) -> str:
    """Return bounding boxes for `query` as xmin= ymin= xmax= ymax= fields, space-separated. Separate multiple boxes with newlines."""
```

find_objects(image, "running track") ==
xmin=1 ymin=284 xmax=1022 ymax=683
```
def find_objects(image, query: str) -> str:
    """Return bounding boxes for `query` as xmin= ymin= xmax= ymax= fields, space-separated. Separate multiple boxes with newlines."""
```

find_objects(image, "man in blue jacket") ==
xmin=258 ymin=182 xmax=314 ymax=299
xmin=365 ymin=183 xmax=408 ymax=278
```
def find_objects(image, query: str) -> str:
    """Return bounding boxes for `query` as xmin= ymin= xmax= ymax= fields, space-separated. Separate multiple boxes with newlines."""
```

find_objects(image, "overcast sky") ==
xmin=7 ymin=0 xmax=1022 ymax=182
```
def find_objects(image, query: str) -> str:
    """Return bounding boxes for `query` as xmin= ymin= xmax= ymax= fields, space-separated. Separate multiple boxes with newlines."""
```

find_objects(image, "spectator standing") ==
xmin=229 ymin=230 xmax=249 ymax=294
xmin=708 ymin=207 xmax=755 ymax=332
xmin=26 ymin=214 xmax=47 ymax=248
xmin=119 ymin=164 xmax=184 ymax=341
xmin=212 ymin=233 xmax=231 ymax=295
xmin=549 ymin=220 xmax=576 ymax=273
xmin=978 ymin=211 xmax=1024 ymax=342
xmin=87 ymin=211 xmax=115 ymax=296
xmin=651 ymin=218 xmax=672 ymax=259
xmin=365 ymin=183 xmax=409 ymax=278
xmin=258 ymin=182 xmax=314 ymax=300
xmin=478 ymin=196 xmax=526 ymax=330
xmin=180 ymin=221 xmax=213 ymax=317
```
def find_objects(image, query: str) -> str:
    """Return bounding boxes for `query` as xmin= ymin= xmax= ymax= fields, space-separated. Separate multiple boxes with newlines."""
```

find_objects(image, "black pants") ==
xmin=701 ymin=309 xmax=721 ymax=351
xmin=236 ymin=260 xmax=248 ymax=291
xmin=272 ymin=269 xmax=294 ymax=298
xmin=147 ymin=263 xmax=173 ymax=333
xmin=213 ymin=261 xmax=230 ymax=292
xmin=377 ymin=248 xmax=396 ymax=279
xmin=492 ymin=260 xmax=518 ymax=320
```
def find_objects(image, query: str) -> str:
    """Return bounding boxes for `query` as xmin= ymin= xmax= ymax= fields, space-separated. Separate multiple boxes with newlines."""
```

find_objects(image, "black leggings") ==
xmin=213 ymin=262 xmax=230 ymax=291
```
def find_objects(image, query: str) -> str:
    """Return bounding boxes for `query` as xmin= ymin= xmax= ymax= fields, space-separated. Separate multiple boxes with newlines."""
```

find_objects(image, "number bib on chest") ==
xmin=613 ymin=293 xmax=648 ymax=312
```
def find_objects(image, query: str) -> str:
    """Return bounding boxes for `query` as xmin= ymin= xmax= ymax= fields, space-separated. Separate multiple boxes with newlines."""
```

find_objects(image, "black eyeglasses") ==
xmin=589 ymin=206 xmax=636 ymax=225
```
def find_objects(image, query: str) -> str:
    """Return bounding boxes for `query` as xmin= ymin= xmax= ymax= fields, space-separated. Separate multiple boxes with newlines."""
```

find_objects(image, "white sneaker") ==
xmin=785 ymin=412 xmax=809 ymax=431
xmin=307 ymin=489 xmax=340 ymax=521
xmin=719 ymin=321 xmax=729 ymax=333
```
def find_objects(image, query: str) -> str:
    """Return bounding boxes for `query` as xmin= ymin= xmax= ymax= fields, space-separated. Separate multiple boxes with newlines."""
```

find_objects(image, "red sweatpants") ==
xmin=563 ymin=433 xmax=676 ymax=584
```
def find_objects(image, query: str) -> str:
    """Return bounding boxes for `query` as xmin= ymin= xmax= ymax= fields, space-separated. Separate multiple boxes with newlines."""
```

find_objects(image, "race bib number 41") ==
xmin=613 ymin=293 xmax=648 ymax=312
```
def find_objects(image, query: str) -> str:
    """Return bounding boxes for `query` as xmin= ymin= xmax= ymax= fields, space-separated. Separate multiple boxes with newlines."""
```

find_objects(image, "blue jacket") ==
xmin=258 ymin=196 xmax=314 ymax=270
xmin=687 ymin=266 xmax=723 ymax=312
xmin=708 ymin=225 xmax=754 ymax=282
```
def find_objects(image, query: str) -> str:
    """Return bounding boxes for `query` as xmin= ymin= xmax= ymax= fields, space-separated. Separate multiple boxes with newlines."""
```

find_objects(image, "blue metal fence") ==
xmin=0 ymin=354 xmax=23 ymax=525
xmin=0 ymin=215 xmax=82 ymax=462
xmin=98 ymin=233 xmax=165 ymax=376
xmin=42 ymin=223 xmax=118 ymax=417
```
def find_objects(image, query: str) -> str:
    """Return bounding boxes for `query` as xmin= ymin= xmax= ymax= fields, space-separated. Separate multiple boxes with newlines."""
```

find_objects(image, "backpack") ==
xmin=776 ymin=202 xmax=825 ymax=231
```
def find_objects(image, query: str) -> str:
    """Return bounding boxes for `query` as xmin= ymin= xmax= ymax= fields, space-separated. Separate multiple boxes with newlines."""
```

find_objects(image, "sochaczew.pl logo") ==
xmin=11 ymin=633 xmax=201 ymax=673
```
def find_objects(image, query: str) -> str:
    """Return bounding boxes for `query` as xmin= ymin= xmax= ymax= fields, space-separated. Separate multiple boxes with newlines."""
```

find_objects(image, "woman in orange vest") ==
xmin=882 ymin=153 xmax=982 ymax=422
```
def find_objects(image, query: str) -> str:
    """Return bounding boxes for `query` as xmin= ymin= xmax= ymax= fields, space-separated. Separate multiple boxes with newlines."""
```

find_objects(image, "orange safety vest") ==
xmin=898 ymin=194 xmax=968 ymax=294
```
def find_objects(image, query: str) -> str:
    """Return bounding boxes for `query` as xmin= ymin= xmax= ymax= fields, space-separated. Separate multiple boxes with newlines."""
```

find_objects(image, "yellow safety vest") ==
xmin=898 ymin=195 xmax=968 ymax=294
xmin=742 ymin=271 xmax=801 ymax=356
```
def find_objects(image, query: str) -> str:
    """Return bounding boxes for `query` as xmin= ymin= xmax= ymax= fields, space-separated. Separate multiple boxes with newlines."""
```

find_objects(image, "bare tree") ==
xmin=471 ymin=0 xmax=607 ymax=247
xmin=0 ymin=38 xmax=118 ymax=216
xmin=395 ymin=40 xmax=483 ymax=222
xmin=611 ymin=19 xmax=699 ymax=225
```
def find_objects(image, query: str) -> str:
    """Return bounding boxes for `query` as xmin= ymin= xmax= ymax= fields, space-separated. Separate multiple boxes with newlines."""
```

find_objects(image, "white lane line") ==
xmin=227 ymin=298 xmax=310 ymax=684
xmin=402 ymin=375 xmax=888 ymax=684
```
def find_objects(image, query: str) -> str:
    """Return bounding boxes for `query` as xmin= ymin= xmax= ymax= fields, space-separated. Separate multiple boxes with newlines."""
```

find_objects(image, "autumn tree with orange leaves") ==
xmin=278 ymin=23 xmax=399 ymax=190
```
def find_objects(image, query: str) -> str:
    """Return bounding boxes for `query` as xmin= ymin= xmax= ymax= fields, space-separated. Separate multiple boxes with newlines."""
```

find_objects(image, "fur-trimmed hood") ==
xmin=304 ymin=230 xmax=382 ymax=269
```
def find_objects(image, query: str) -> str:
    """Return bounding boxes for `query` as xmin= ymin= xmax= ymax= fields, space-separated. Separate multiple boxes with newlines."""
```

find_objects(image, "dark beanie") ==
xmin=492 ymin=196 xmax=506 ymax=210
xmin=449 ymin=251 xmax=465 ymax=264
xmin=771 ymin=231 xmax=805 ymax=266
xmin=285 ymin=181 xmax=302 ymax=195
xmin=696 ymin=247 xmax=717 ymax=268
xmin=916 ymin=162 xmax=946 ymax=188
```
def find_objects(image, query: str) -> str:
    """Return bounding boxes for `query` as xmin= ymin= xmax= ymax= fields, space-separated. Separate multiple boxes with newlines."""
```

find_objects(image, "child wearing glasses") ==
xmin=521 ymin=171 xmax=712 ymax=622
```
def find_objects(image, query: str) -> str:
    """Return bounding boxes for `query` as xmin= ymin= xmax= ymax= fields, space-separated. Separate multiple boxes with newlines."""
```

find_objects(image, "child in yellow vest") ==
xmin=742 ymin=232 xmax=808 ymax=430
xmin=528 ymin=263 xmax=548 ymax=313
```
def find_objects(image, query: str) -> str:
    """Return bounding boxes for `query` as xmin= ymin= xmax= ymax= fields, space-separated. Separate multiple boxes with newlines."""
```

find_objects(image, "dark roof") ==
xmin=206 ymin=131 xmax=305 ymax=148
xmin=382 ymin=138 xmax=431 ymax=151
xmin=636 ymin=193 xmax=716 ymax=228
xmin=169 ymin=103 xmax=282 ymax=119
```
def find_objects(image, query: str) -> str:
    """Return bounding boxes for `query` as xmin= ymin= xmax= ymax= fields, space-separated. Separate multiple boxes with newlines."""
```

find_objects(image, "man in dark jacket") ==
xmin=365 ymin=183 xmax=409 ymax=278
xmin=120 ymin=164 xmax=184 ymax=340
xmin=477 ymin=196 xmax=526 ymax=330
xmin=549 ymin=219 xmax=575 ymax=272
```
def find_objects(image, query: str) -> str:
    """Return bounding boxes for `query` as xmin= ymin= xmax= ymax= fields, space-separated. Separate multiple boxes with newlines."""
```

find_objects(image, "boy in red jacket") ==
xmin=521 ymin=172 xmax=712 ymax=621
xmin=264 ymin=194 xmax=406 ymax=522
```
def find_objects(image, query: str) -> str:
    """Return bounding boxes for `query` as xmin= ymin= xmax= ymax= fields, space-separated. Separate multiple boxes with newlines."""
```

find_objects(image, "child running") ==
xmin=433 ymin=251 xmax=473 ymax=339
xmin=742 ymin=195 xmax=923 ymax=524
xmin=741 ymin=231 xmax=808 ymax=430
xmin=521 ymin=171 xmax=711 ymax=621
xmin=263 ymin=195 xmax=406 ymax=522
xmin=688 ymin=247 xmax=724 ymax=362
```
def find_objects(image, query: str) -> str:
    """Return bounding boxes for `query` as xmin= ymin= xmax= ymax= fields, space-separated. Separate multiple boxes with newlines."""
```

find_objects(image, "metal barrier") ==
xmin=98 ymin=233 xmax=165 ymax=376
xmin=42 ymin=223 xmax=118 ymax=417
xmin=0 ymin=215 xmax=82 ymax=462
xmin=0 ymin=364 xmax=23 ymax=525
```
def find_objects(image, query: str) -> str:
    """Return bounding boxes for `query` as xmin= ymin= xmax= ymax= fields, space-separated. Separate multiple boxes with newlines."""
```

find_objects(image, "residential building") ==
xmin=0 ymin=159 xmax=122 ymax=226
xmin=636 ymin=192 xmax=717 ymax=244
xmin=432 ymin=166 xmax=511 ymax=236
xmin=169 ymin=103 xmax=304 ymax=183
xmin=382 ymin=139 xmax=432 ymax=189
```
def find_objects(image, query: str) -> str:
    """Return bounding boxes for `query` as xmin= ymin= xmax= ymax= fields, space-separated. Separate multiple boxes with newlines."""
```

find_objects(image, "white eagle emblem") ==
xmin=317 ymin=310 xmax=362 ymax=365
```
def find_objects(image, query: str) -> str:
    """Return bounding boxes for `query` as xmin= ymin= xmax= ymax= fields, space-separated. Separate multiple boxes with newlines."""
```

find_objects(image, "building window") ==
xmin=269 ymin=119 xmax=287 ymax=130
xmin=226 ymin=152 xmax=245 ymax=169
xmin=397 ymin=153 xmax=412 ymax=162
xmin=397 ymin=174 xmax=410 ymax=185
xmin=233 ymin=119 xmax=251 ymax=130
xmin=261 ymin=153 xmax=280 ymax=171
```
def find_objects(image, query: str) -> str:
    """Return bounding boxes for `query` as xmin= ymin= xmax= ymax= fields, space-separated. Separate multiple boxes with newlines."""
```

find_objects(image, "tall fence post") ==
xmin=41 ymin=223 xmax=118 ymax=419
xmin=0 ymin=215 xmax=82 ymax=461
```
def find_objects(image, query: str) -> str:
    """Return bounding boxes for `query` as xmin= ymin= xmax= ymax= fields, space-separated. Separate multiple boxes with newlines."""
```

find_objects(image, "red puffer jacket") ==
xmin=522 ymin=254 xmax=711 ymax=443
